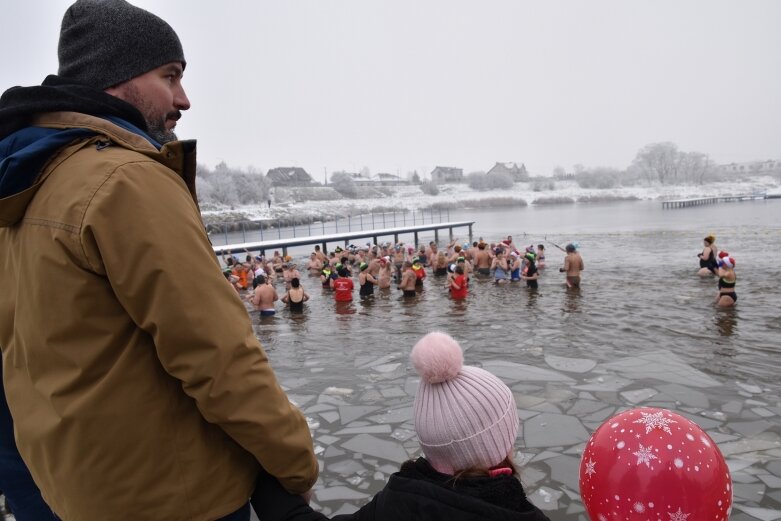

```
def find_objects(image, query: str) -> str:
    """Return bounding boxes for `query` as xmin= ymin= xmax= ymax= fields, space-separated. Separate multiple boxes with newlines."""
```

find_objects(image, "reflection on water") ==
xmin=244 ymin=201 xmax=781 ymax=519
xmin=714 ymin=308 xmax=738 ymax=337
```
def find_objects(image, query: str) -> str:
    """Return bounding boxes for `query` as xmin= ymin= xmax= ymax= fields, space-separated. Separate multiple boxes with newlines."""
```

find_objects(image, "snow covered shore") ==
xmin=200 ymin=177 xmax=780 ymax=225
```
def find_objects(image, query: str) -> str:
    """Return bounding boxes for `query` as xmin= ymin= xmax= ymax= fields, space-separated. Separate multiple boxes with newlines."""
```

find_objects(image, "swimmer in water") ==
xmin=536 ymin=244 xmax=546 ymax=269
xmin=509 ymin=251 xmax=522 ymax=281
xmin=332 ymin=267 xmax=354 ymax=302
xmin=248 ymin=274 xmax=278 ymax=316
xmin=475 ymin=241 xmax=491 ymax=276
xmin=281 ymin=277 xmax=309 ymax=312
xmin=377 ymin=257 xmax=393 ymax=289
xmin=432 ymin=251 xmax=449 ymax=276
xmin=560 ymin=243 xmax=584 ymax=288
xmin=398 ymin=261 xmax=417 ymax=297
xmin=697 ymin=235 xmax=719 ymax=277
xmin=320 ymin=261 xmax=336 ymax=289
xmin=412 ymin=257 xmax=427 ymax=287
xmin=521 ymin=253 xmax=540 ymax=289
xmin=491 ymin=249 xmax=509 ymax=284
xmin=307 ymin=253 xmax=323 ymax=275
xmin=358 ymin=262 xmax=378 ymax=298
xmin=715 ymin=253 xmax=737 ymax=307
xmin=449 ymin=264 xmax=468 ymax=300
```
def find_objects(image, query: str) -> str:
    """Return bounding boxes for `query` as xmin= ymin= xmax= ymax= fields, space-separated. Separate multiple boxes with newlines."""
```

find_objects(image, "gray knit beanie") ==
xmin=58 ymin=0 xmax=186 ymax=90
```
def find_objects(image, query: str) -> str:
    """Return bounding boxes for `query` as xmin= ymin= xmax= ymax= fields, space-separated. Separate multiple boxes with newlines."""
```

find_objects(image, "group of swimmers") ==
xmin=697 ymin=234 xmax=738 ymax=307
xmin=221 ymin=235 xmax=586 ymax=314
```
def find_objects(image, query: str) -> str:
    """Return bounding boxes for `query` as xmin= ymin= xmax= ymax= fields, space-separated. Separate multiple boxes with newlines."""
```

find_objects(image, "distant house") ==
xmin=718 ymin=160 xmax=780 ymax=174
xmin=431 ymin=166 xmax=464 ymax=184
xmin=487 ymin=162 xmax=529 ymax=182
xmin=373 ymin=173 xmax=407 ymax=186
xmin=266 ymin=167 xmax=315 ymax=187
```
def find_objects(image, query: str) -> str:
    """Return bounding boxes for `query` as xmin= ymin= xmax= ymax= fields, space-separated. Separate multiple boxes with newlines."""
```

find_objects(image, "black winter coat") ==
xmin=252 ymin=458 xmax=551 ymax=521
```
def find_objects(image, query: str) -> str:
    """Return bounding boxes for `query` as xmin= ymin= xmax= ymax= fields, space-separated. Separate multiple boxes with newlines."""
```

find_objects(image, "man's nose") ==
xmin=175 ymin=84 xmax=191 ymax=111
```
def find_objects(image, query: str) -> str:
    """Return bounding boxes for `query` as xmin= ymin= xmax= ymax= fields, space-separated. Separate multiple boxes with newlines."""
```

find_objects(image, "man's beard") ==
xmin=121 ymin=82 xmax=180 ymax=144
xmin=146 ymin=114 xmax=179 ymax=144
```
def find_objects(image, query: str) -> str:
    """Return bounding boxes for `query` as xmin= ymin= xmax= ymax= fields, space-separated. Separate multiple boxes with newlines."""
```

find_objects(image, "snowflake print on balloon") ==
xmin=584 ymin=458 xmax=596 ymax=477
xmin=667 ymin=507 xmax=690 ymax=520
xmin=633 ymin=444 xmax=658 ymax=467
xmin=633 ymin=410 xmax=677 ymax=434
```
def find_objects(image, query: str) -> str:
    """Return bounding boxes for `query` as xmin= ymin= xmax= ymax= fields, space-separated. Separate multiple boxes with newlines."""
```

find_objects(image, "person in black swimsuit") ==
xmin=697 ymin=235 xmax=718 ymax=276
xmin=358 ymin=262 xmax=377 ymax=298
xmin=282 ymin=278 xmax=309 ymax=312
xmin=521 ymin=253 xmax=539 ymax=289
xmin=715 ymin=254 xmax=737 ymax=307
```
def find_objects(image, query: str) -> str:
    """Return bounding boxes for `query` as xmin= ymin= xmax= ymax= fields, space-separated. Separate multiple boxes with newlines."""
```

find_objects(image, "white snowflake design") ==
xmin=633 ymin=444 xmax=658 ymax=467
xmin=584 ymin=458 xmax=596 ymax=477
xmin=668 ymin=507 xmax=690 ymax=521
xmin=633 ymin=411 xmax=677 ymax=435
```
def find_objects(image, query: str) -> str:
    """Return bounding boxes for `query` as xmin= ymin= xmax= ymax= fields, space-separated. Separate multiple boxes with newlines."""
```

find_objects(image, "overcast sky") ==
xmin=2 ymin=1 xmax=780 ymax=178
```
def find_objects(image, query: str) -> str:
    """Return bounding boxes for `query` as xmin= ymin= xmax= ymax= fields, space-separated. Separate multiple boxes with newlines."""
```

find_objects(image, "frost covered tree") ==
xmin=420 ymin=181 xmax=439 ymax=195
xmin=630 ymin=143 xmax=715 ymax=185
xmin=330 ymin=171 xmax=357 ymax=197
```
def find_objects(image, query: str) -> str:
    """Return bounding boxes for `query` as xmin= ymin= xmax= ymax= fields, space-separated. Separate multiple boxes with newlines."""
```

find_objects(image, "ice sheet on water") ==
xmin=544 ymin=354 xmax=597 ymax=374
xmin=655 ymin=383 xmax=709 ymax=408
xmin=524 ymin=413 xmax=590 ymax=448
xmin=601 ymin=350 xmax=721 ymax=388
xmin=326 ymin=458 xmax=367 ymax=476
xmin=732 ymin=506 xmax=781 ymax=521
xmin=380 ymin=386 xmax=408 ymax=399
xmin=335 ymin=425 xmax=392 ymax=435
xmin=316 ymin=486 xmax=370 ymax=502
xmin=545 ymin=455 xmax=581 ymax=491
xmin=317 ymin=435 xmax=340 ymax=445
xmin=729 ymin=421 xmax=774 ymax=437
xmin=320 ymin=411 xmax=341 ymax=424
xmin=573 ymin=375 xmax=633 ymax=392
xmin=339 ymin=406 xmax=382 ymax=424
xmin=341 ymin=434 xmax=409 ymax=464
xmin=736 ymin=382 xmax=764 ymax=394
xmin=366 ymin=406 xmax=414 ymax=424
xmin=719 ymin=438 xmax=780 ymax=457
xmin=567 ymin=399 xmax=608 ymax=416
xmin=324 ymin=387 xmax=354 ymax=396
xmin=732 ymin=482 xmax=767 ymax=501
xmin=481 ymin=360 xmax=576 ymax=384
xmin=529 ymin=486 xmax=563 ymax=511
xmin=757 ymin=474 xmax=781 ymax=488
xmin=620 ymin=388 xmax=658 ymax=404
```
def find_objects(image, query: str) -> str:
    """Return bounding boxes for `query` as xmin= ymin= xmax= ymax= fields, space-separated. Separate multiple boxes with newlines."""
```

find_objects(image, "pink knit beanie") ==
xmin=411 ymin=332 xmax=519 ymax=474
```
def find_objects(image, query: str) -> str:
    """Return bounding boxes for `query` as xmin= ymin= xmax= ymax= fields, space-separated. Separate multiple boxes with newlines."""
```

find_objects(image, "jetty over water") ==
xmin=212 ymin=221 xmax=475 ymax=257
xmin=662 ymin=192 xmax=767 ymax=209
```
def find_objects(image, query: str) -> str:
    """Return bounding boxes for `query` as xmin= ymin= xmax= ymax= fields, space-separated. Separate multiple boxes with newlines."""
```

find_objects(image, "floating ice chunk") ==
xmin=524 ymin=413 xmax=590 ymax=448
xmin=390 ymin=428 xmax=416 ymax=442
xmin=306 ymin=403 xmax=337 ymax=414
xmin=729 ymin=421 xmax=774 ymax=437
xmin=324 ymin=387 xmax=355 ymax=396
xmin=327 ymin=458 xmax=366 ymax=476
xmin=732 ymin=505 xmax=781 ymax=521
xmin=545 ymin=454 xmax=581 ymax=491
xmin=736 ymin=382 xmax=763 ymax=394
xmin=521 ymin=466 xmax=546 ymax=485
xmin=567 ymin=399 xmax=607 ymax=416
xmin=366 ymin=406 xmax=414 ymax=424
xmin=314 ymin=445 xmax=325 ymax=455
xmin=373 ymin=471 xmax=385 ymax=481
xmin=544 ymin=354 xmax=597 ymax=374
xmin=722 ymin=400 xmax=744 ymax=414
xmin=656 ymin=383 xmax=710 ymax=408
xmin=347 ymin=476 xmax=363 ymax=486
xmin=620 ymin=388 xmax=658 ymax=404
xmin=732 ymin=482 xmax=766 ymax=501
xmin=601 ymin=350 xmax=721 ymax=388
xmin=720 ymin=439 xmax=780 ymax=457
xmin=573 ymin=375 xmax=632 ymax=392
xmin=315 ymin=486 xmax=369 ymax=502
xmin=339 ymin=406 xmax=382 ymax=424
xmin=335 ymin=425 xmax=392 ymax=435
xmin=481 ymin=360 xmax=575 ymax=384
xmin=373 ymin=363 xmax=402 ymax=374
xmin=529 ymin=486 xmax=563 ymax=511
xmin=317 ymin=435 xmax=340 ymax=446
xmin=342 ymin=434 xmax=409 ymax=464
xmin=380 ymin=387 xmax=408 ymax=399
xmin=320 ymin=411 xmax=341 ymax=424
xmin=331 ymin=504 xmax=360 ymax=517
xmin=752 ymin=408 xmax=776 ymax=418
xmin=757 ymin=474 xmax=781 ymax=489
xmin=306 ymin=417 xmax=321 ymax=430
xmin=531 ymin=450 xmax=562 ymax=462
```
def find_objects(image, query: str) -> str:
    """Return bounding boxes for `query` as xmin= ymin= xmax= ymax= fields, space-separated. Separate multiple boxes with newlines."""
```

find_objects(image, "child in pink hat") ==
xmin=252 ymin=332 xmax=550 ymax=521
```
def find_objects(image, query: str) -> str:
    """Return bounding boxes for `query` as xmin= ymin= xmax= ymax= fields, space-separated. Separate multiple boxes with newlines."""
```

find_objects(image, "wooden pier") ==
xmin=212 ymin=221 xmax=475 ymax=257
xmin=662 ymin=192 xmax=767 ymax=209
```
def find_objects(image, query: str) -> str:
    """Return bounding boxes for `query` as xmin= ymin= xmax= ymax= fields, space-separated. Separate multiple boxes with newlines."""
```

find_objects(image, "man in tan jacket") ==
xmin=0 ymin=1 xmax=317 ymax=520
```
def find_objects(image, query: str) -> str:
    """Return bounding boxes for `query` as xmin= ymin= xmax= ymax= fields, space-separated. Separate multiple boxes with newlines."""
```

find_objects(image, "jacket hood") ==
xmin=0 ymin=112 xmax=197 ymax=228
xmin=0 ymin=75 xmax=146 ymax=140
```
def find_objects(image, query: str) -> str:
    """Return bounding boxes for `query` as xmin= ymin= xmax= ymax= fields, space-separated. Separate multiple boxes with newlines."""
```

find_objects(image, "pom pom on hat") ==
xmin=411 ymin=332 xmax=463 ymax=384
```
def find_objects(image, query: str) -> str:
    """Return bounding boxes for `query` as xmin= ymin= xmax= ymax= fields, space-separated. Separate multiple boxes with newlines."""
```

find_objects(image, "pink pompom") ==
xmin=411 ymin=332 xmax=464 ymax=384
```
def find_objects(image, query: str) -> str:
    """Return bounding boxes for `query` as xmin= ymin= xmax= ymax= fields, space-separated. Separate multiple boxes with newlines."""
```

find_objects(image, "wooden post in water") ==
xmin=434 ymin=229 xmax=439 ymax=243
xmin=468 ymin=224 xmax=473 ymax=243
xmin=414 ymin=231 xmax=419 ymax=246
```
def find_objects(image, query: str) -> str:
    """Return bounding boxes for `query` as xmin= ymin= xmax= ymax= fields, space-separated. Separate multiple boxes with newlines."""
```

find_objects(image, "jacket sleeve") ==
xmin=80 ymin=159 xmax=318 ymax=493
xmin=251 ymin=468 xmax=378 ymax=521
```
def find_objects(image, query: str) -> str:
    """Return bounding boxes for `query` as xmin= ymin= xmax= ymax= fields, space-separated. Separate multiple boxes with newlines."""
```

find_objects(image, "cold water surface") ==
xmin=247 ymin=200 xmax=780 ymax=520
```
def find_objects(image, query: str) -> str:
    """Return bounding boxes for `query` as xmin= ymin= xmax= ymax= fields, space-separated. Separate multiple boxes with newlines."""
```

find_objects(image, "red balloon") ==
xmin=579 ymin=407 xmax=732 ymax=521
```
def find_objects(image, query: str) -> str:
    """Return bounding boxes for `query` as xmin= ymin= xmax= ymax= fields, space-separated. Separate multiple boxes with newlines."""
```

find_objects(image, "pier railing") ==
xmin=207 ymin=208 xmax=451 ymax=246
xmin=662 ymin=192 xmax=767 ymax=209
